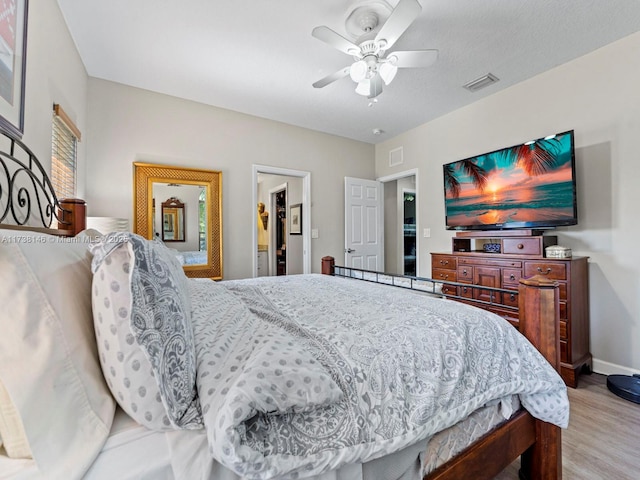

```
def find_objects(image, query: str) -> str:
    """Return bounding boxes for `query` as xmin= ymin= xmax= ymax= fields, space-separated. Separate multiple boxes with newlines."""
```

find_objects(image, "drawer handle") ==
xmin=537 ymin=267 xmax=552 ymax=275
xmin=509 ymin=274 xmax=516 ymax=281
xmin=440 ymin=273 xmax=448 ymax=279
xmin=440 ymin=260 xmax=449 ymax=265
xmin=510 ymin=294 xmax=516 ymax=302
xmin=462 ymin=269 xmax=468 ymax=275
xmin=463 ymin=287 xmax=468 ymax=293
xmin=517 ymin=243 xmax=524 ymax=250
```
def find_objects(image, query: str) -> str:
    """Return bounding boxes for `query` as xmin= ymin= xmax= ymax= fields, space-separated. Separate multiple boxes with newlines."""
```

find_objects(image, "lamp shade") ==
xmin=86 ymin=217 xmax=130 ymax=234
xmin=379 ymin=62 xmax=398 ymax=85
xmin=349 ymin=60 xmax=368 ymax=83
xmin=355 ymin=79 xmax=371 ymax=96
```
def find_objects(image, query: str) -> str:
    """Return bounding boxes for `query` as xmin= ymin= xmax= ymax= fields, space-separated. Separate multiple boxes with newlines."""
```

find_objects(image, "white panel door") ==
xmin=344 ymin=177 xmax=384 ymax=271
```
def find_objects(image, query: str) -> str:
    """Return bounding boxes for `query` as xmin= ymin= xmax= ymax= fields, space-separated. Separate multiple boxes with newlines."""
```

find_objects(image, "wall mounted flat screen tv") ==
xmin=443 ymin=130 xmax=577 ymax=231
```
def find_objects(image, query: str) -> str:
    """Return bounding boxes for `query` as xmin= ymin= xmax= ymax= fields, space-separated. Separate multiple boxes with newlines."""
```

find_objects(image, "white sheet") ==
xmin=83 ymin=408 xmax=173 ymax=480
xmin=0 ymin=408 xmax=171 ymax=480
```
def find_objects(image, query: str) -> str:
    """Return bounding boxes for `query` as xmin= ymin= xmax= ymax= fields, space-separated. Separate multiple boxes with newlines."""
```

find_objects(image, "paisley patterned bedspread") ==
xmin=188 ymin=274 xmax=569 ymax=480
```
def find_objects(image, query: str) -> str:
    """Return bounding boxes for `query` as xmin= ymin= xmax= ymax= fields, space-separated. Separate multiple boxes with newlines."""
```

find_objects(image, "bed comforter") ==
xmin=188 ymin=274 xmax=569 ymax=480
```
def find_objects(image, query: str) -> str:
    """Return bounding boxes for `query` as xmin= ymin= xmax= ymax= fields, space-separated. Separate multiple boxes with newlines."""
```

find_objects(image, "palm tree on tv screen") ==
xmin=444 ymin=137 xmax=562 ymax=199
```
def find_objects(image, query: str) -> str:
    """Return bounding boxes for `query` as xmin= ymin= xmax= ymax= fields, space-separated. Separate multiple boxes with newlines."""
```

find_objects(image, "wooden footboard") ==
xmin=321 ymin=256 xmax=562 ymax=480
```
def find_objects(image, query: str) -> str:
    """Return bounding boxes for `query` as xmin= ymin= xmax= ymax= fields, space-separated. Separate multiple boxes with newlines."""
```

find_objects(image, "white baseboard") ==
xmin=592 ymin=358 xmax=640 ymax=376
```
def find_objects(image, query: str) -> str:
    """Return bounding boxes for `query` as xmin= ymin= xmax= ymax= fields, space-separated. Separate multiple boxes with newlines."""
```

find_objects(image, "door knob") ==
xmin=345 ymin=248 xmax=356 ymax=253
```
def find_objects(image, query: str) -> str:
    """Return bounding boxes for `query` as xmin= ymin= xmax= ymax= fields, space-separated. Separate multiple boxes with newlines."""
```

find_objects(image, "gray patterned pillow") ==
xmin=90 ymin=233 xmax=202 ymax=430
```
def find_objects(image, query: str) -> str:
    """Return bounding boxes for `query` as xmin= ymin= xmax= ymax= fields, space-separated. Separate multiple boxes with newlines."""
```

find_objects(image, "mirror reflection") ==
xmin=161 ymin=197 xmax=185 ymax=242
xmin=134 ymin=162 xmax=222 ymax=279
xmin=152 ymin=184 xmax=208 ymax=265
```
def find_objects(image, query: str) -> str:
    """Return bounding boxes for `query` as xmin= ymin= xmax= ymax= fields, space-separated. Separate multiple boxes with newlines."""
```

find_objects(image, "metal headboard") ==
xmin=0 ymin=127 xmax=70 ymax=230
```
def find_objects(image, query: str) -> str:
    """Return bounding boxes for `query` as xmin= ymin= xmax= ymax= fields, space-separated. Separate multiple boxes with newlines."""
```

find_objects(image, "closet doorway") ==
xmin=272 ymin=186 xmax=287 ymax=276
xmin=252 ymin=165 xmax=311 ymax=277
xmin=378 ymin=169 xmax=419 ymax=276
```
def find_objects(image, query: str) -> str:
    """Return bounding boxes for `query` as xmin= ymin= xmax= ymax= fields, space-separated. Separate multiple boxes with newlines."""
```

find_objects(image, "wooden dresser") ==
xmin=431 ymin=230 xmax=591 ymax=387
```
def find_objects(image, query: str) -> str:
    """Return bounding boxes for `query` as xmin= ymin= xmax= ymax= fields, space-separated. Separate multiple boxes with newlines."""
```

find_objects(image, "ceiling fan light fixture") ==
xmin=350 ymin=60 xmax=369 ymax=83
xmin=379 ymin=61 xmax=398 ymax=85
xmin=355 ymin=79 xmax=371 ymax=96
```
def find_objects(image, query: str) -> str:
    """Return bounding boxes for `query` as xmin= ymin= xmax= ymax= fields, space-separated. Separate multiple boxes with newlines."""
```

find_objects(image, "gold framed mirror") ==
xmin=133 ymin=162 xmax=222 ymax=279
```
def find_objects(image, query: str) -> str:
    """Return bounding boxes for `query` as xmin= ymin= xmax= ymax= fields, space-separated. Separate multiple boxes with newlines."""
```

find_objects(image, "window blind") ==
xmin=51 ymin=104 xmax=81 ymax=200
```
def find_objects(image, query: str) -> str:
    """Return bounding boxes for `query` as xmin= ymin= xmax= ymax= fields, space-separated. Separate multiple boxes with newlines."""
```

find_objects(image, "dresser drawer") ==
xmin=432 ymin=254 xmax=457 ymax=270
xmin=502 ymin=290 xmax=519 ymax=307
xmin=502 ymin=268 xmax=522 ymax=286
xmin=503 ymin=238 xmax=542 ymax=256
xmin=441 ymin=284 xmax=457 ymax=296
xmin=558 ymin=283 xmax=567 ymax=301
xmin=457 ymin=265 xmax=474 ymax=282
xmin=459 ymin=284 xmax=474 ymax=298
xmin=560 ymin=320 xmax=567 ymax=340
xmin=560 ymin=339 xmax=568 ymax=363
xmin=459 ymin=257 xmax=522 ymax=268
xmin=433 ymin=268 xmax=456 ymax=282
xmin=524 ymin=261 xmax=567 ymax=280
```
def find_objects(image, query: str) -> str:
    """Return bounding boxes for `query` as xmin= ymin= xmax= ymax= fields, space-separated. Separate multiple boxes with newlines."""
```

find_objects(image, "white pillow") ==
xmin=90 ymin=233 xmax=201 ymax=431
xmin=0 ymin=380 xmax=31 ymax=459
xmin=0 ymin=229 xmax=115 ymax=478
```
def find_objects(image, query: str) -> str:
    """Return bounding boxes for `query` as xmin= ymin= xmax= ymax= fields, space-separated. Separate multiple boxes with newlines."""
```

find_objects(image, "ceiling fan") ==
xmin=312 ymin=0 xmax=438 ymax=99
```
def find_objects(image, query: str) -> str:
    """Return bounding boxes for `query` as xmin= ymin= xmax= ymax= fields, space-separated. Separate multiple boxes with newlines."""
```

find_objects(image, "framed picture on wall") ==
xmin=289 ymin=203 xmax=302 ymax=235
xmin=0 ymin=0 xmax=29 ymax=138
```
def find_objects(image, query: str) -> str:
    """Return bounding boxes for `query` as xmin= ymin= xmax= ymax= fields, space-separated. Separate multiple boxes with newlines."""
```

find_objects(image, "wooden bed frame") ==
xmin=321 ymin=256 xmax=562 ymax=480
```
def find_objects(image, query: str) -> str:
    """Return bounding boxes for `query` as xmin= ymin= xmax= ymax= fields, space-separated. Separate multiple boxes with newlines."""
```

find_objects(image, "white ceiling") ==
xmin=57 ymin=0 xmax=640 ymax=144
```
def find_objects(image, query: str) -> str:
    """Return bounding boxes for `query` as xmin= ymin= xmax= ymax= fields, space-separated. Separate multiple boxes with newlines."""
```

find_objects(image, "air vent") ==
xmin=463 ymin=73 xmax=499 ymax=92
xmin=389 ymin=146 xmax=403 ymax=167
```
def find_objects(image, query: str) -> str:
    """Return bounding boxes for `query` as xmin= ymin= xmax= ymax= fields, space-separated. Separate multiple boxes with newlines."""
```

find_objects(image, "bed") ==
xmin=173 ymin=249 xmax=208 ymax=266
xmin=0 ymin=127 xmax=566 ymax=480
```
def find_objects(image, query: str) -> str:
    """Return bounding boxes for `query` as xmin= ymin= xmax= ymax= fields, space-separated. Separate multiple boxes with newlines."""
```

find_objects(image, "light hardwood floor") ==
xmin=494 ymin=373 xmax=640 ymax=479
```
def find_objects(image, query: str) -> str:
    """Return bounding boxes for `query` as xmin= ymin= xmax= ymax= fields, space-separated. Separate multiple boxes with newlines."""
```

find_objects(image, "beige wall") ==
xmin=22 ymin=1 xmax=88 ymax=196
xmin=375 ymin=32 xmax=640 ymax=374
xmin=85 ymin=79 xmax=374 ymax=279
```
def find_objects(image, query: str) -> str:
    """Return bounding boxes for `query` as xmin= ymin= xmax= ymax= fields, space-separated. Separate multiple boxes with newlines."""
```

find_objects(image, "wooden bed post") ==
xmin=57 ymin=198 xmax=87 ymax=236
xmin=518 ymin=276 xmax=562 ymax=480
xmin=321 ymin=256 xmax=335 ymax=276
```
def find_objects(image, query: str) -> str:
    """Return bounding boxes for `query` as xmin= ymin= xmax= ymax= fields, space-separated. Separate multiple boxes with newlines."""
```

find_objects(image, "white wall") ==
xmin=375 ymin=32 xmax=640 ymax=374
xmin=85 ymin=79 xmax=374 ymax=279
xmin=21 ymin=1 xmax=88 ymax=195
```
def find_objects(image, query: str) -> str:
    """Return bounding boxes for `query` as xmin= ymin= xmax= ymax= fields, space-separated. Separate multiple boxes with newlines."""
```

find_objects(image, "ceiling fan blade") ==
xmin=375 ymin=0 xmax=422 ymax=51
xmin=390 ymin=49 xmax=438 ymax=68
xmin=312 ymin=66 xmax=351 ymax=88
xmin=312 ymin=26 xmax=360 ymax=56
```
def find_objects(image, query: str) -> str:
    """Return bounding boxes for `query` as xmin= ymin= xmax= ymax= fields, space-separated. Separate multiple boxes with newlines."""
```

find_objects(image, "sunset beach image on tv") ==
xmin=443 ymin=130 xmax=577 ymax=230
